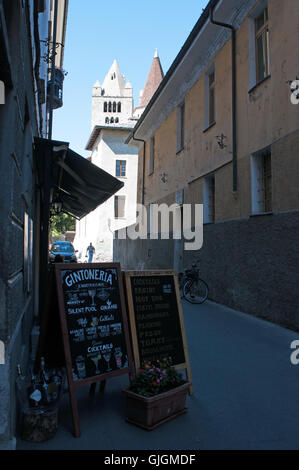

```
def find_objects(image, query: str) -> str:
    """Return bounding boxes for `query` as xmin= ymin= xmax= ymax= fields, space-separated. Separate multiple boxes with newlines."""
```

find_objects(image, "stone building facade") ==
xmin=0 ymin=0 xmax=68 ymax=449
xmin=115 ymin=0 xmax=299 ymax=330
xmin=74 ymin=54 xmax=164 ymax=262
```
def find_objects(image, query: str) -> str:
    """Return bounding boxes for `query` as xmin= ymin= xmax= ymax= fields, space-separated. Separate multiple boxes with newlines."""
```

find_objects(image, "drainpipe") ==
xmin=48 ymin=0 xmax=58 ymax=140
xmin=210 ymin=6 xmax=237 ymax=192
xmin=132 ymin=132 xmax=146 ymax=205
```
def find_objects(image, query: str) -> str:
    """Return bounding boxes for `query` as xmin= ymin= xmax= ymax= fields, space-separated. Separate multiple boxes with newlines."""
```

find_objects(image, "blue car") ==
xmin=49 ymin=241 xmax=77 ymax=263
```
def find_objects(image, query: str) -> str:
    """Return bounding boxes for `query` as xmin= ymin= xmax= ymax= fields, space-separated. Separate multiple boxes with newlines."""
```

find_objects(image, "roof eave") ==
xmin=126 ymin=0 xmax=220 ymax=144
xmin=86 ymin=124 xmax=135 ymax=150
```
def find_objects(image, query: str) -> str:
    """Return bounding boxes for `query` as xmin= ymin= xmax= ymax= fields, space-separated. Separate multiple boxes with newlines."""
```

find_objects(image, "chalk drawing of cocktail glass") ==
xmin=114 ymin=348 xmax=123 ymax=368
xmin=88 ymin=289 xmax=97 ymax=307
xmin=90 ymin=352 xmax=101 ymax=375
xmin=76 ymin=356 xmax=86 ymax=379
xmin=123 ymin=354 xmax=128 ymax=368
xmin=90 ymin=317 xmax=98 ymax=327
xmin=103 ymin=352 xmax=112 ymax=372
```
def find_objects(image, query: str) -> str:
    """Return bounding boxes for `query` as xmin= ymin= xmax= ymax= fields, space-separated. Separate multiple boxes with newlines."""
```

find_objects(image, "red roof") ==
xmin=139 ymin=53 xmax=164 ymax=108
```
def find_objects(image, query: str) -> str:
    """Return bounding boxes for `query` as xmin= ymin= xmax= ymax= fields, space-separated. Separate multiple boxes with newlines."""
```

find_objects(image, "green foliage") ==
xmin=50 ymin=212 xmax=75 ymax=237
xmin=129 ymin=358 xmax=185 ymax=397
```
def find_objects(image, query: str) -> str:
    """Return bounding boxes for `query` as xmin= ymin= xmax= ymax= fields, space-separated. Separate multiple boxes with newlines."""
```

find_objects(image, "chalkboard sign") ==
xmin=55 ymin=263 xmax=133 ymax=437
xmin=124 ymin=270 xmax=192 ymax=392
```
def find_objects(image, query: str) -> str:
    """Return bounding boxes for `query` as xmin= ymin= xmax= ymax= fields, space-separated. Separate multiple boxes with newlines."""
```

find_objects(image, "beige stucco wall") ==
xmin=138 ymin=0 xmax=299 ymax=221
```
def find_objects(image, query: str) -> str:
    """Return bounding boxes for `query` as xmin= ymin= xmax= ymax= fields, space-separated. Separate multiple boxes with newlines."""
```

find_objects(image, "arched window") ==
xmin=113 ymin=101 xmax=116 ymax=112
xmin=110 ymin=117 xmax=114 ymax=123
xmin=115 ymin=117 xmax=119 ymax=123
xmin=108 ymin=102 xmax=112 ymax=112
xmin=117 ymin=102 xmax=121 ymax=113
xmin=105 ymin=117 xmax=109 ymax=124
xmin=104 ymin=102 xmax=107 ymax=112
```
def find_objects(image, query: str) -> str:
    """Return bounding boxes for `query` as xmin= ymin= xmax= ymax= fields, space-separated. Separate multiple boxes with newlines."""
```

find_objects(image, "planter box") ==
xmin=123 ymin=382 xmax=190 ymax=430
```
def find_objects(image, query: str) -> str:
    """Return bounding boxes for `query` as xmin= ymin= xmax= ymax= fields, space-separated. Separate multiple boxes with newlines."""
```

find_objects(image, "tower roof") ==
xmin=102 ymin=59 xmax=126 ymax=96
xmin=139 ymin=50 xmax=164 ymax=108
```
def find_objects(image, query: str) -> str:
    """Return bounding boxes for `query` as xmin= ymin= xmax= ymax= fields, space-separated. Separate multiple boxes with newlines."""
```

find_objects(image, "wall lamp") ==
xmin=216 ymin=133 xmax=227 ymax=149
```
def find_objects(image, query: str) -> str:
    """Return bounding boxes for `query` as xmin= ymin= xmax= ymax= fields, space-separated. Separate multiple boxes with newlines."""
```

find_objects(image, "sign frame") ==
xmin=124 ymin=270 xmax=193 ymax=395
xmin=55 ymin=262 xmax=134 ymax=437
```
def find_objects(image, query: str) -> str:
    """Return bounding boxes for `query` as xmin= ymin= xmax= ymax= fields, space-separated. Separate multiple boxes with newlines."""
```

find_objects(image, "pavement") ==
xmin=17 ymin=300 xmax=299 ymax=450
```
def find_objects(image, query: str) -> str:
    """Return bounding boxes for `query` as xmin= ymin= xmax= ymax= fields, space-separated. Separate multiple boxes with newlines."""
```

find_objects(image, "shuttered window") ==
xmin=114 ymin=196 xmax=126 ymax=218
xmin=203 ymin=175 xmax=215 ymax=223
xmin=251 ymin=149 xmax=272 ymax=213
xmin=255 ymin=6 xmax=270 ymax=83
xmin=204 ymin=64 xmax=215 ymax=129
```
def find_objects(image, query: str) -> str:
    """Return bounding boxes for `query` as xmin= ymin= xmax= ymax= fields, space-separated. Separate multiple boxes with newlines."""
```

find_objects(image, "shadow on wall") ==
xmin=113 ymin=227 xmax=175 ymax=271
xmin=114 ymin=213 xmax=299 ymax=331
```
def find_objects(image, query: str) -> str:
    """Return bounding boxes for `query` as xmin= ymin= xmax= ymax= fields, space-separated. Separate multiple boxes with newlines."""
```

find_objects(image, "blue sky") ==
xmin=53 ymin=0 xmax=209 ymax=157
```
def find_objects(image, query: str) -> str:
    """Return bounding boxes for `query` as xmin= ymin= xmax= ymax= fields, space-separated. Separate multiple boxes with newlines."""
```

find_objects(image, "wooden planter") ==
xmin=123 ymin=382 xmax=190 ymax=430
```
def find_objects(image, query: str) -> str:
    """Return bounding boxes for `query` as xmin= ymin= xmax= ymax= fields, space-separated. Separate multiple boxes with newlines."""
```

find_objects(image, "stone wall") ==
xmin=0 ymin=1 xmax=49 ymax=448
xmin=114 ymin=210 xmax=299 ymax=331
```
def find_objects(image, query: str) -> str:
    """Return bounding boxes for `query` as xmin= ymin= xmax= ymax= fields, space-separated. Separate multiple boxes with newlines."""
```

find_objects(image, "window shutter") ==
xmin=115 ymin=196 xmax=126 ymax=219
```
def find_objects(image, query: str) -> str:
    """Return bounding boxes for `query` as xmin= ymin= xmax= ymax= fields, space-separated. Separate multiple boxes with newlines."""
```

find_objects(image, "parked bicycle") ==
xmin=179 ymin=262 xmax=209 ymax=304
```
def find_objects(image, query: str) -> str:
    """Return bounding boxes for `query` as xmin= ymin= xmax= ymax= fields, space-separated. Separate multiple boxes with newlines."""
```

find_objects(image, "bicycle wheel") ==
xmin=183 ymin=278 xmax=209 ymax=304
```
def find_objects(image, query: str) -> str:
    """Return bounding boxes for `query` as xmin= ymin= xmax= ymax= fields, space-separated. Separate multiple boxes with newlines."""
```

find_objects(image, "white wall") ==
xmin=74 ymin=129 xmax=138 ymax=262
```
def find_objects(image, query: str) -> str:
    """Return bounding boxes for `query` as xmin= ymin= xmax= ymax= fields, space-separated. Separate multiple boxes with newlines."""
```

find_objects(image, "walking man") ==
xmin=86 ymin=242 xmax=95 ymax=263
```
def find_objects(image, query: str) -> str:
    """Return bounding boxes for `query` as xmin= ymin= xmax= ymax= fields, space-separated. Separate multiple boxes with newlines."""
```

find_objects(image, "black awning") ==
xmin=34 ymin=138 xmax=124 ymax=219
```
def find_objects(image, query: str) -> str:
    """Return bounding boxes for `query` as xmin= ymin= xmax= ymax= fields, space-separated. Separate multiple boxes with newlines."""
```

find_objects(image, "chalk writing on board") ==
xmin=60 ymin=267 xmax=129 ymax=380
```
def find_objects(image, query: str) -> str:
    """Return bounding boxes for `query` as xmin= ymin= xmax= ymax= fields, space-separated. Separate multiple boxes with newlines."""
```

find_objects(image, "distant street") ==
xmin=17 ymin=300 xmax=299 ymax=450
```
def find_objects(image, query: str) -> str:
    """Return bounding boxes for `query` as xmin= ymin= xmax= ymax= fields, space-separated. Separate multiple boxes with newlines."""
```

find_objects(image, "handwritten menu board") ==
xmin=55 ymin=263 xmax=134 ymax=437
xmin=124 ymin=271 xmax=191 ymax=375
xmin=56 ymin=263 xmax=131 ymax=382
